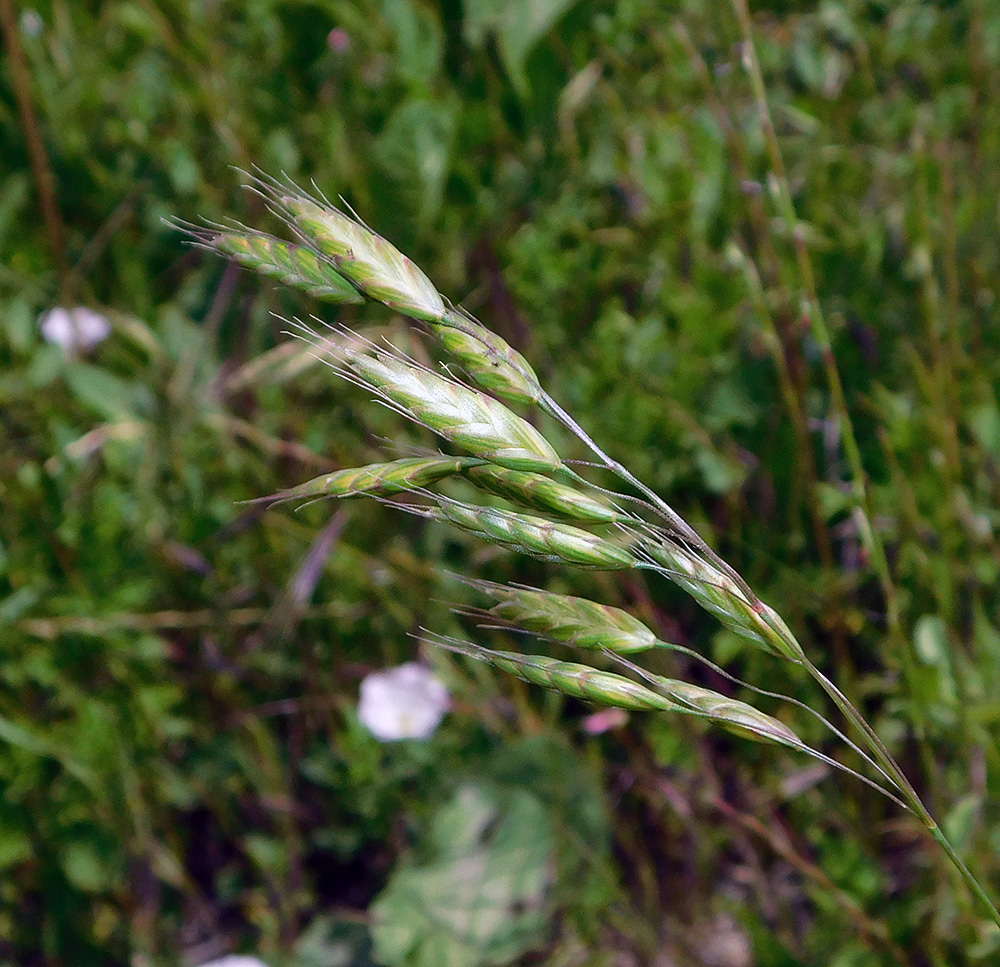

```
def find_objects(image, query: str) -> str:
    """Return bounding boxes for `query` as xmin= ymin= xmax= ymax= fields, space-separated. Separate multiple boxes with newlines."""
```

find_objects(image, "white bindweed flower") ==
xmin=39 ymin=306 xmax=111 ymax=354
xmin=358 ymin=662 xmax=450 ymax=741
xmin=196 ymin=957 xmax=270 ymax=967
xmin=19 ymin=9 xmax=43 ymax=38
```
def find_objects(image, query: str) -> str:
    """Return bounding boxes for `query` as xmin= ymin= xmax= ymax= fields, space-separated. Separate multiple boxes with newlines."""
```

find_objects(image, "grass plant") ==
xmin=180 ymin=170 xmax=1000 ymax=940
xmin=8 ymin=2 xmax=1000 ymax=961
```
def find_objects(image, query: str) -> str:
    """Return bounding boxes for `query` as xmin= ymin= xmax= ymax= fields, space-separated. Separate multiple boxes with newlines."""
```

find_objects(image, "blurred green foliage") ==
xmin=4 ymin=0 xmax=1000 ymax=964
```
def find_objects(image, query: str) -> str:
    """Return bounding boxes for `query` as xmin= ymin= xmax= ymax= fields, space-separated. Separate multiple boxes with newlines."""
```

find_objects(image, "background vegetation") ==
xmin=3 ymin=0 xmax=1000 ymax=964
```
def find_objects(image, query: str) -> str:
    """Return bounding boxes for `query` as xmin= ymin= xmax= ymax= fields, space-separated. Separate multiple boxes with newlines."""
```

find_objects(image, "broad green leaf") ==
xmin=969 ymin=403 xmax=1000 ymax=457
xmin=2 ymin=296 xmax=34 ymax=354
xmin=62 ymin=840 xmax=115 ymax=893
xmin=371 ymin=784 xmax=552 ymax=967
xmin=374 ymin=99 xmax=456 ymax=227
xmin=382 ymin=0 xmax=443 ymax=86
xmin=463 ymin=0 xmax=582 ymax=93
xmin=65 ymin=363 xmax=146 ymax=422
xmin=0 ymin=826 xmax=32 ymax=871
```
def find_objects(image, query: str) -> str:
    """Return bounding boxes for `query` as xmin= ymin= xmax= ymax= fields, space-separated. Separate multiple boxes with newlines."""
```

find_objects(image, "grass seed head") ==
xmin=244 ymin=179 xmax=543 ymax=405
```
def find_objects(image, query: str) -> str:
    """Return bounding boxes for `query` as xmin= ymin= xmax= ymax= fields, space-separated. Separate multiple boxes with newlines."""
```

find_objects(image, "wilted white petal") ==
xmin=39 ymin=306 xmax=111 ymax=353
xmin=358 ymin=662 xmax=449 ymax=741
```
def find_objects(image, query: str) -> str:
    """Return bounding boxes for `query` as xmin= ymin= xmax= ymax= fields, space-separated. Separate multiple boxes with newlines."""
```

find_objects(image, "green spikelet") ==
xmin=463 ymin=464 xmax=622 ymax=524
xmin=445 ymin=641 xmax=808 ymax=749
xmin=461 ymin=647 xmax=678 ymax=711
xmin=433 ymin=500 xmax=636 ymax=569
xmin=169 ymin=218 xmax=365 ymax=304
xmin=262 ymin=181 xmax=542 ymax=405
xmin=645 ymin=538 xmax=804 ymax=662
xmin=326 ymin=335 xmax=563 ymax=473
xmin=283 ymin=197 xmax=447 ymax=323
xmin=431 ymin=309 xmax=543 ymax=406
xmin=210 ymin=230 xmax=364 ymax=304
xmin=472 ymin=581 xmax=657 ymax=653
xmin=259 ymin=456 xmax=483 ymax=504
xmin=652 ymin=677 xmax=804 ymax=747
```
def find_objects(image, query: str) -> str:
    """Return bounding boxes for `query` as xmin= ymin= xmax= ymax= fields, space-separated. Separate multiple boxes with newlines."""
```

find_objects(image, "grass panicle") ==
xmin=241 ymin=174 xmax=546 ymax=405
xmin=182 ymin=172 xmax=1000 ymax=932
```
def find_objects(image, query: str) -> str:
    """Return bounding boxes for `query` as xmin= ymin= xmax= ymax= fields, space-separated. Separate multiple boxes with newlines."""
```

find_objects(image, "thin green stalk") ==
xmin=800 ymin=653 xmax=1000 ymax=930
xmin=673 ymin=20 xmax=838 ymax=578
xmin=730 ymin=0 xmax=898 ymax=635
xmin=729 ymin=244 xmax=836 ymax=568
xmin=542 ymin=391 xmax=762 ymax=608
xmin=728 ymin=10 xmax=996 ymax=916
xmin=911 ymin=135 xmax=975 ymax=740
xmin=0 ymin=0 xmax=69 ymax=294
xmin=729 ymin=1 xmax=938 ymax=764
xmin=914 ymin=128 xmax=963 ymax=479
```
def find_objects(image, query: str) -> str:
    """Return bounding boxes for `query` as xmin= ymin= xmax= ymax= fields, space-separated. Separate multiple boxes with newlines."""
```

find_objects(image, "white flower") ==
xmin=19 ymin=9 xmax=43 ymax=38
xmin=358 ymin=662 xmax=449 ymax=741
xmin=39 ymin=306 xmax=111 ymax=353
xmin=196 ymin=957 xmax=270 ymax=967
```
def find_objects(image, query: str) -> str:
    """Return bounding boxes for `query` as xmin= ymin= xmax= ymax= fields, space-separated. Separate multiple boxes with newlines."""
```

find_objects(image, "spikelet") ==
xmin=300 ymin=325 xmax=563 ymax=473
xmin=448 ymin=644 xmax=676 ymax=710
xmin=430 ymin=309 xmax=543 ymax=406
xmin=643 ymin=537 xmax=805 ymax=662
xmin=441 ymin=640 xmax=808 ymax=749
xmin=430 ymin=499 xmax=636 ymax=569
xmin=282 ymin=196 xmax=447 ymax=323
xmin=257 ymin=456 xmax=483 ymax=505
xmin=213 ymin=229 xmax=363 ymax=304
xmin=254 ymin=178 xmax=543 ymax=405
xmin=463 ymin=464 xmax=622 ymax=524
xmin=654 ymin=677 xmax=803 ymax=747
xmin=170 ymin=219 xmax=365 ymax=304
xmin=755 ymin=604 xmax=805 ymax=664
xmin=471 ymin=581 xmax=657 ymax=653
